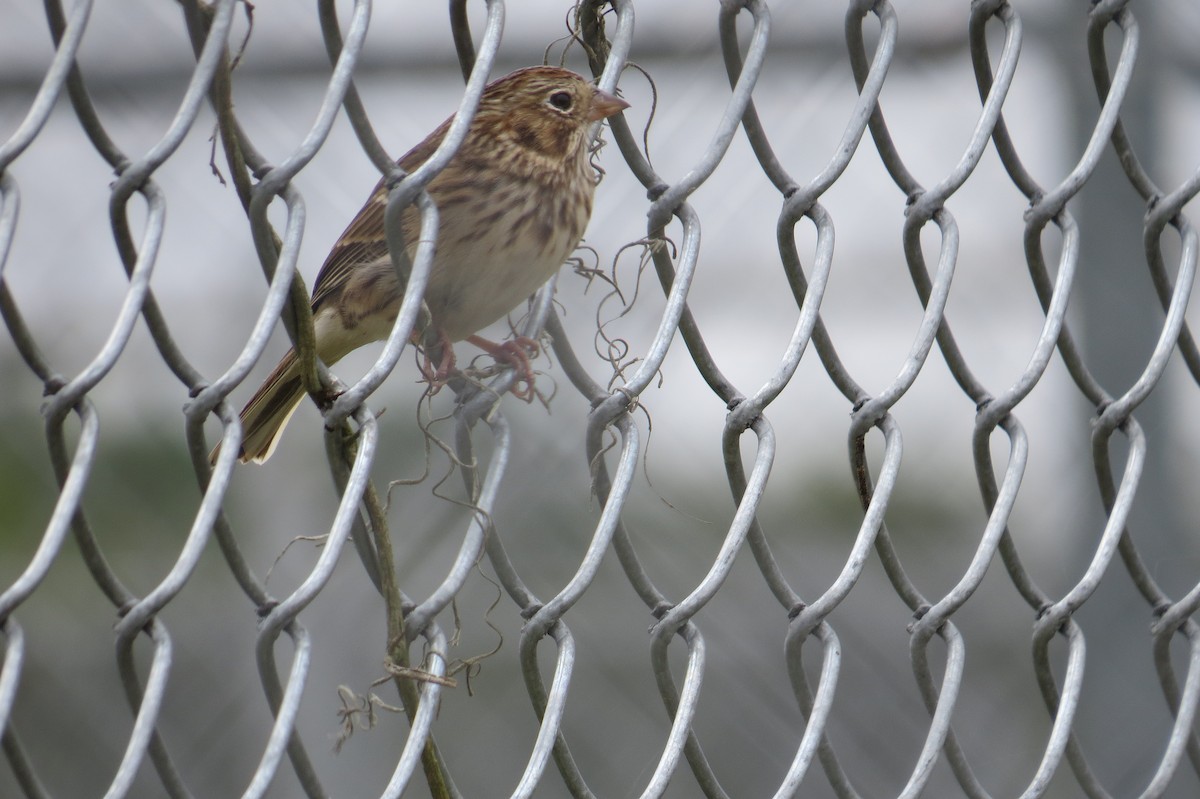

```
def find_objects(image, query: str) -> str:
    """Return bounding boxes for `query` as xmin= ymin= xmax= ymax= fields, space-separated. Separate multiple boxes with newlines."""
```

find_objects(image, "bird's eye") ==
xmin=548 ymin=91 xmax=573 ymax=111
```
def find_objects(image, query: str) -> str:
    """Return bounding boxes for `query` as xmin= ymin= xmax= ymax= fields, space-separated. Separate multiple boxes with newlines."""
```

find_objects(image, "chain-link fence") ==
xmin=3 ymin=0 xmax=1200 ymax=796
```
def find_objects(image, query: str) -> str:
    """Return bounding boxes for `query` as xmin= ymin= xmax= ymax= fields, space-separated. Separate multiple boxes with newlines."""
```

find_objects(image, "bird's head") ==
xmin=474 ymin=66 xmax=629 ymax=162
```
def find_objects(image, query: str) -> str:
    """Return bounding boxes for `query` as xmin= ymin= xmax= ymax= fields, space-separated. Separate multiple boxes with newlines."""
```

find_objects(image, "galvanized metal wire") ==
xmin=2 ymin=0 xmax=1199 ymax=796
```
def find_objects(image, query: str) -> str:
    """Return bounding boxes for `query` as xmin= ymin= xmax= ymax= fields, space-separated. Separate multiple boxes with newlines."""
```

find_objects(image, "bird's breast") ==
xmin=423 ymin=172 xmax=593 ymax=341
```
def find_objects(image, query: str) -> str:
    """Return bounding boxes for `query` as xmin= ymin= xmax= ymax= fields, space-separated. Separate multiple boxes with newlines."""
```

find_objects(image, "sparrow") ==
xmin=219 ymin=66 xmax=628 ymax=464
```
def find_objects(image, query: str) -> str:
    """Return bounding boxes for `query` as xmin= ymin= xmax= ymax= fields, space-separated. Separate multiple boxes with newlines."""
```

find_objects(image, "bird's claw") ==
xmin=417 ymin=329 xmax=458 ymax=394
xmin=467 ymin=334 xmax=540 ymax=401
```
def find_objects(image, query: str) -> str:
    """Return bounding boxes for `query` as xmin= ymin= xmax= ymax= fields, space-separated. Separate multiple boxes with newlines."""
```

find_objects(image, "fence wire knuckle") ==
xmin=2 ymin=0 xmax=1200 ymax=796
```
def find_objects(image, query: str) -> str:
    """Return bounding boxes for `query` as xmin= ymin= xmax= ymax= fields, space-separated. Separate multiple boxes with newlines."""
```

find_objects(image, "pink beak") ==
xmin=588 ymin=88 xmax=631 ymax=121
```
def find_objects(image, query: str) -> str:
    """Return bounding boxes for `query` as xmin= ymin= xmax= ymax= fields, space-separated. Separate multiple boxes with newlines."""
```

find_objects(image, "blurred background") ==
xmin=2 ymin=0 xmax=1200 ymax=796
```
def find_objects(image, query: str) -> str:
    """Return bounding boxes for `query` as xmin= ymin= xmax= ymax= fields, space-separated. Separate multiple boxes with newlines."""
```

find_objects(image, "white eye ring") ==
xmin=548 ymin=91 xmax=573 ymax=111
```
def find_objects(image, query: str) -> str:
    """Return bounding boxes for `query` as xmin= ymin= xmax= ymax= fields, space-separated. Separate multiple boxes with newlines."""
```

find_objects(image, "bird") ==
xmin=216 ymin=66 xmax=629 ymax=464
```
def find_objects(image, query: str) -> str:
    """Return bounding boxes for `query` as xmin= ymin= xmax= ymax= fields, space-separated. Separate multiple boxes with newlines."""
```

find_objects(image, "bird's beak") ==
xmin=588 ymin=88 xmax=630 ymax=121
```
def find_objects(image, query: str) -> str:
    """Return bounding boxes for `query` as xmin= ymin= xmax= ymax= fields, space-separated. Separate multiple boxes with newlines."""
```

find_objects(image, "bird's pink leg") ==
xmin=418 ymin=328 xmax=457 ymax=388
xmin=466 ymin=334 xmax=540 ymax=400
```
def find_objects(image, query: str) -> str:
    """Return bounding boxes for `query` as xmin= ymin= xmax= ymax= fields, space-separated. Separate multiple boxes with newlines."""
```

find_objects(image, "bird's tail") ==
xmin=210 ymin=349 xmax=305 ymax=465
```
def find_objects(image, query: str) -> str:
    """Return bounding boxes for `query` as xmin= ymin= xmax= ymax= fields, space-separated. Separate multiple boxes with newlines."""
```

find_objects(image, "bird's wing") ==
xmin=310 ymin=117 xmax=452 ymax=313
xmin=309 ymin=184 xmax=391 ymax=313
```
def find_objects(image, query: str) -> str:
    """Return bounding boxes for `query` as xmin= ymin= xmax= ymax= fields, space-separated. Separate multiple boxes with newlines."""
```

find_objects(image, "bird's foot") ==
xmin=418 ymin=329 xmax=457 ymax=392
xmin=467 ymin=334 xmax=540 ymax=401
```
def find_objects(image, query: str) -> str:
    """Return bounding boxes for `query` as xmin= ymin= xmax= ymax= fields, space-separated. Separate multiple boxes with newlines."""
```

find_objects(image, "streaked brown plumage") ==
xmin=221 ymin=66 xmax=628 ymax=464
